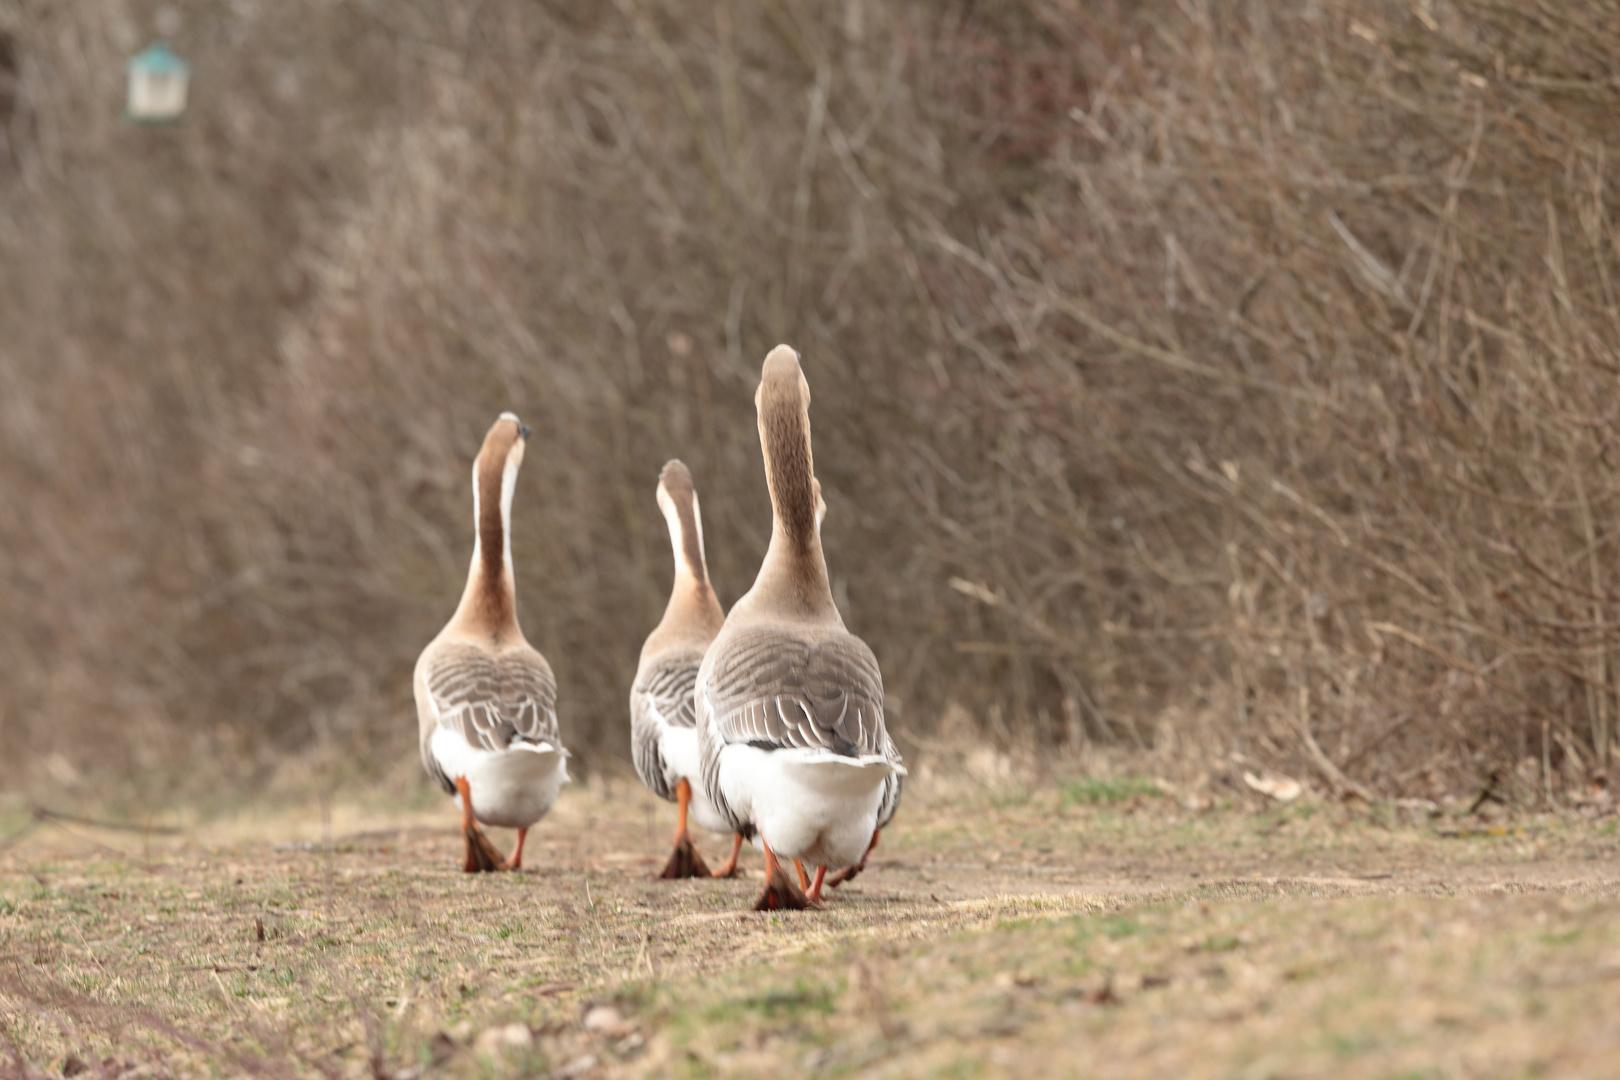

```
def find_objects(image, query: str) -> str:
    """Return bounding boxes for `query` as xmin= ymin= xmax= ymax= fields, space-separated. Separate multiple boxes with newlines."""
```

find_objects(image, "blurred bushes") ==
xmin=1 ymin=0 xmax=1617 ymax=803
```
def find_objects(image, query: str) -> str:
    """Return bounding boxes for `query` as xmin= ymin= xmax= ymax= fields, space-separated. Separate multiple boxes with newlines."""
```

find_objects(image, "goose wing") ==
xmin=421 ymin=641 xmax=560 ymax=792
xmin=633 ymin=648 xmax=703 ymax=731
xmin=702 ymin=626 xmax=890 ymax=757
xmin=630 ymin=647 xmax=704 ymax=800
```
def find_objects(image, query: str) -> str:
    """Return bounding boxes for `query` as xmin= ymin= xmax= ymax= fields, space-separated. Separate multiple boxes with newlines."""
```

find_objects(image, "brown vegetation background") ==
xmin=1 ymin=0 xmax=1617 ymax=806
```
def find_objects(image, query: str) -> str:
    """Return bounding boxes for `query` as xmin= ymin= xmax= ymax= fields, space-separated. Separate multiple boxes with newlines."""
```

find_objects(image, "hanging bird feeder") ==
xmin=126 ymin=41 xmax=190 ymax=124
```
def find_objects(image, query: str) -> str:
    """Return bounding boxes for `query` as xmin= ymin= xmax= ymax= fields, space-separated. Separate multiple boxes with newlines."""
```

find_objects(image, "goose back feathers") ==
xmin=701 ymin=626 xmax=885 ymax=757
xmin=418 ymin=641 xmax=560 ymax=795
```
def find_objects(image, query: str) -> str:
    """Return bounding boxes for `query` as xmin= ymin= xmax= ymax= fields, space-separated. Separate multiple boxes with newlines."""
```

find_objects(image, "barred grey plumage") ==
xmin=419 ymin=640 xmax=559 ymax=795
xmin=705 ymin=627 xmax=884 ymax=752
xmin=629 ymin=646 xmax=703 ymax=802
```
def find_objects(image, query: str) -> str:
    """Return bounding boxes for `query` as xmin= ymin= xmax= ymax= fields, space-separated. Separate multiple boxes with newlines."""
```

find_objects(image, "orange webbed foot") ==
xmin=463 ymin=821 xmax=507 ymax=873
xmin=753 ymin=859 xmax=815 ymax=911
xmin=659 ymin=831 xmax=713 ymax=879
xmin=753 ymin=840 xmax=818 ymax=910
xmin=824 ymin=863 xmax=862 ymax=888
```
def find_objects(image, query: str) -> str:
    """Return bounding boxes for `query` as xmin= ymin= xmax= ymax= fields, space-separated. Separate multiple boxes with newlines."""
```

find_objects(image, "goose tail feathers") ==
xmin=776 ymin=751 xmax=906 ymax=797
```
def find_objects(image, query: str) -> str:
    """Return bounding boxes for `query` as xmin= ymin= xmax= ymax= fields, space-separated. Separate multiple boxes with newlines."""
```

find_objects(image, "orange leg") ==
xmin=507 ymin=827 xmax=529 ymax=871
xmin=711 ymin=832 xmax=744 ymax=878
xmin=658 ymin=779 xmax=711 ymax=879
xmin=675 ymin=778 xmax=691 ymax=838
xmin=806 ymin=865 xmax=828 ymax=904
xmin=454 ymin=776 xmax=507 ymax=873
xmin=793 ymin=859 xmax=810 ymax=891
xmin=456 ymin=776 xmax=476 ymax=833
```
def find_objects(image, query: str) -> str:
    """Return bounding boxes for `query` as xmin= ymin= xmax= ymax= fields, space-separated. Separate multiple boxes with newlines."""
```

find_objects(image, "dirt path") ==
xmin=0 ymin=783 xmax=1616 ymax=1078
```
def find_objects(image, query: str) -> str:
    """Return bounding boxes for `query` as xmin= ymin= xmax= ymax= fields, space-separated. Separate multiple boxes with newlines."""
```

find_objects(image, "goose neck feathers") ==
xmin=455 ymin=414 xmax=528 ymax=638
xmin=749 ymin=346 xmax=838 ymax=623
xmin=647 ymin=460 xmax=725 ymax=650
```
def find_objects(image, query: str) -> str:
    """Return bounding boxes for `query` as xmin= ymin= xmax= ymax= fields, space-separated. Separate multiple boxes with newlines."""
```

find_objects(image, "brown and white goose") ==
xmin=630 ymin=460 xmax=740 ymax=879
xmin=415 ymin=412 xmax=569 ymax=873
xmin=697 ymin=346 xmax=905 ymax=910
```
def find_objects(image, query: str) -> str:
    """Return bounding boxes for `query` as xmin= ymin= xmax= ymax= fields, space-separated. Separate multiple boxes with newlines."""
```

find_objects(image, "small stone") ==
xmin=582 ymin=1004 xmax=629 ymax=1035
xmin=473 ymin=1023 xmax=534 ymax=1057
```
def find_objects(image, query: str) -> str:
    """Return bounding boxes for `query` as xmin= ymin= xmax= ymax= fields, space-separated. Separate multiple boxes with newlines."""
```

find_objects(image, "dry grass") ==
xmin=3 ymin=1 xmax=1620 ymax=802
xmin=0 ymin=780 xmax=1617 ymax=1077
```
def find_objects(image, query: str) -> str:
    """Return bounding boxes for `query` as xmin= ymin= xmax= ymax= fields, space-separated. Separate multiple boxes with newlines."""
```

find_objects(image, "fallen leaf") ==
xmin=1243 ymin=771 xmax=1302 ymax=802
xmin=1082 ymin=982 xmax=1120 ymax=1006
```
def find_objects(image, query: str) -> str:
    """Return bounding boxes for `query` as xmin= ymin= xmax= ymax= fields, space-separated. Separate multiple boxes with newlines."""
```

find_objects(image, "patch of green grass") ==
xmin=745 ymin=978 xmax=838 ymax=1020
xmin=1328 ymin=1030 xmax=1376 ymax=1057
xmin=1061 ymin=776 xmax=1162 ymax=806
xmin=987 ymin=788 xmax=1034 ymax=809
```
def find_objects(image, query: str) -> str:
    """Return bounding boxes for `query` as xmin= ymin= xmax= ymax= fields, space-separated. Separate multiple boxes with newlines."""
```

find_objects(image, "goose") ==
xmin=632 ymin=463 xmax=829 ymax=880
xmin=415 ymin=412 xmax=569 ymax=872
xmin=697 ymin=346 xmax=905 ymax=910
xmin=630 ymin=460 xmax=740 ymax=879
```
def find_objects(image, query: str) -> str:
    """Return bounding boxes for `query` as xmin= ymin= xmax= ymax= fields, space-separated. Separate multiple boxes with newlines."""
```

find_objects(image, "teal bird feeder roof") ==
xmin=129 ymin=41 xmax=190 ymax=77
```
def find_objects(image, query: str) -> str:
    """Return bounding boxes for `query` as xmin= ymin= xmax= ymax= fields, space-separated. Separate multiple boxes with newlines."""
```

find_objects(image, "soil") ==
xmin=0 ymin=780 xmax=1616 ymax=1078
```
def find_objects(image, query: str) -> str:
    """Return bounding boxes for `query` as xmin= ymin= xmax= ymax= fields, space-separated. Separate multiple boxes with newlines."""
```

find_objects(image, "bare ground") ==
xmin=1 ymin=779 xmax=1617 ymax=1079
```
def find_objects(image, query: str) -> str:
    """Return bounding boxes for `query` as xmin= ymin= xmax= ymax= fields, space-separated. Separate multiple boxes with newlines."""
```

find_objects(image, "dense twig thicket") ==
xmin=1 ymin=0 xmax=1617 ymax=803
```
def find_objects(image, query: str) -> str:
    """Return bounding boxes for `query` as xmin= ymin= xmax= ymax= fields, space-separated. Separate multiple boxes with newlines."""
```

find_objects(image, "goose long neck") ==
xmin=754 ymin=394 xmax=838 ymax=621
xmin=655 ymin=488 xmax=724 ymax=640
xmin=455 ymin=452 xmax=519 ymax=636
